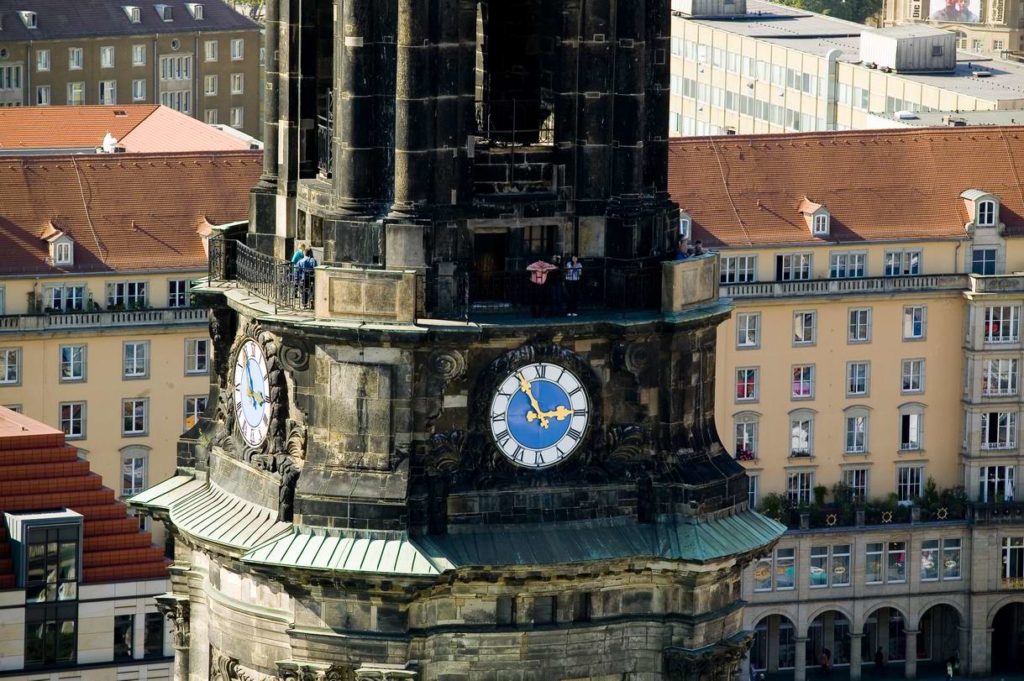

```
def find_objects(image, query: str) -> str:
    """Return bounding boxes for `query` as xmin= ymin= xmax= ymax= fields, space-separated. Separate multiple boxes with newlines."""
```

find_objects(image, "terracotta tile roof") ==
xmin=0 ymin=150 xmax=262 ymax=274
xmin=0 ymin=105 xmax=254 ymax=153
xmin=0 ymin=0 xmax=256 ymax=42
xmin=0 ymin=407 xmax=167 ymax=588
xmin=667 ymin=127 xmax=1024 ymax=248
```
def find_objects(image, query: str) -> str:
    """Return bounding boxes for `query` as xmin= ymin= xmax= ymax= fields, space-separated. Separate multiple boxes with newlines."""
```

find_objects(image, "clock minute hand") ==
xmin=527 ymin=405 xmax=572 ymax=423
xmin=516 ymin=372 xmax=549 ymax=429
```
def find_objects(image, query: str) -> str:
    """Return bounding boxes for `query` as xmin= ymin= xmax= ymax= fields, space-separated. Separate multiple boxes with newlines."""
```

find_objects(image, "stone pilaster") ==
xmin=849 ymin=633 xmax=864 ymax=681
xmin=794 ymin=636 xmax=808 ymax=681
xmin=905 ymin=629 xmax=919 ymax=679
xmin=155 ymin=594 xmax=190 ymax=681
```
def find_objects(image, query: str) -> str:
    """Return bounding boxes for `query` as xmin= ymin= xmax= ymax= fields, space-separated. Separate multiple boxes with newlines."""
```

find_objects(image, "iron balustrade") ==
xmin=209 ymin=236 xmax=306 ymax=310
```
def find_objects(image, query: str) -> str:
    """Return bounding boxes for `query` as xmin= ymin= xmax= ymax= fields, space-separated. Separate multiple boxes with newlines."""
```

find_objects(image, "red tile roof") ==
xmin=0 ymin=407 xmax=167 ymax=588
xmin=667 ymin=127 xmax=1024 ymax=248
xmin=0 ymin=150 xmax=262 ymax=274
xmin=0 ymin=105 xmax=255 ymax=153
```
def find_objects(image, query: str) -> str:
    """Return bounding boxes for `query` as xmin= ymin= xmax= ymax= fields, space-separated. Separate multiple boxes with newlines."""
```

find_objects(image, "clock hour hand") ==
xmin=527 ymin=405 xmax=572 ymax=423
xmin=516 ymin=372 xmax=549 ymax=428
xmin=245 ymin=364 xmax=258 ymax=408
xmin=246 ymin=387 xmax=266 ymax=407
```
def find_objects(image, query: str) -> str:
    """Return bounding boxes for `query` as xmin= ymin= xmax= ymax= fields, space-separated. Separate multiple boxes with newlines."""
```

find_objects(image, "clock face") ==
xmin=232 ymin=339 xmax=271 ymax=448
xmin=489 ymin=362 xmax=590 ymax=469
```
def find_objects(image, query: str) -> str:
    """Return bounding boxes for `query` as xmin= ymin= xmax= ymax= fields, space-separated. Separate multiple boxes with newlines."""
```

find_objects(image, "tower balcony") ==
xmin=205 ymin=235 xmax=723 ymax=326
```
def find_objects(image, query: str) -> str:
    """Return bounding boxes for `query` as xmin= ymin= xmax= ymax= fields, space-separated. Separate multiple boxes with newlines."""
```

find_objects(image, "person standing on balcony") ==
xmin=291 ymin=243 xmax=306 ymax=265
xmin=565 ymin=255 xmax=582 ymax=317
xmin=526 ymin=259 xmax=556 ymax=317
xmin=298 ymin=248 xmax=318 ymax=309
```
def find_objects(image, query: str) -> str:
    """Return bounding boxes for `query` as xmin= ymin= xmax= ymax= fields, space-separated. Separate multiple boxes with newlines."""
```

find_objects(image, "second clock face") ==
xmin=489 ymin=362 xmax=590 ymax=469
xmin=232 ymin=339 xmax=271 ymax=448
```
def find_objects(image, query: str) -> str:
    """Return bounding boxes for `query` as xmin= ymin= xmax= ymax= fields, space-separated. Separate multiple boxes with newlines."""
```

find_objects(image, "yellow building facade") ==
xmin=670 ymin=128 xmax=1024 ymax=678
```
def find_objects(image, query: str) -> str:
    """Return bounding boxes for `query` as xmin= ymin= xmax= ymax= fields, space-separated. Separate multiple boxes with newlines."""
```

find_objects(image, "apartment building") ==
xmin=0 ymin=0 xmax=261 ymax=138
xmin=668 ymin=127 xmax=1024 ymax=679
xmin=0 ymin=149 xmax=261 ymax=543
xmin=669 ymin=0 xmax=1024 ymax=136
xmin=0 ymin=406 xmax=171 ymax=680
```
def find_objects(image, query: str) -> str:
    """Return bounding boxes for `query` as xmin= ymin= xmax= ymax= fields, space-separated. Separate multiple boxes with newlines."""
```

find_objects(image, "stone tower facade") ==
xmin=132 ymin=1 xmax=784 ymax=680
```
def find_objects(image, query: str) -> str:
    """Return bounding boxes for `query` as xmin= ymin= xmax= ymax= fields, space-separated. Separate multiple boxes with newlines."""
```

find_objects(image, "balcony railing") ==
xmin=210 ymin=236 xmax=305 ymax=311
xmin=0 ymin=307 xmax=206 ymax=332
xmin=316 ymin=89 xmax=333 ymax=178
xmin=721 ymin=274 xmax=968 ymax=299
xmin=974 ymin=501 xmax=1024 ymax=524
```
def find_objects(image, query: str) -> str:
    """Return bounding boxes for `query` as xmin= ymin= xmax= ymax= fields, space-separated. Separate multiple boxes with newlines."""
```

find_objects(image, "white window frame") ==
xmin=99 ymin=80 xmax=117 ymax=105
xmin=791 ymin=365 xmax=815 ymax=400
xmin=53 ymin=241 xmax=73 ymax=266
xmin=901 ymin=359 xmax=925 ymax=394
xmin=884 ymin=249 xmax=921 ymax=276
xmin=120 ymin=446 xmax=149 ymax=497
xmin=230 ymin=73 xmax=243 ymax=95
xmin=847 ymin=361 xmax=869 ymax=397
xmin=843 ymin=467 xmax=869 ymax=501
xmin=132 ymin=79 xmax=146 ymax=102
xmin=123 ymin=341 xmax=150 ymax=379
xmin=981 ymin=465 xmax=1015 ymax=502
xmin=896 ymin=465 xmax=924 ymax=502
xmin=735 ymin=414 xmax=759 ymax=461
xmin=59 ymin=345 xmax=86 ymax=383
xmin=230 ymin=107 xmax=244 ymax=128
xmin=830 ymin=252 xmax=866 ymax=279
xmin=753 ymin=547 xmax=796 ymax=592
xmin=844 ymin=408 xmax=869 ymax=455
xmin=36 ymin=49 xmax=50 ymax=72
xmin=122 ymin=398 xmax=149 ymax=436
xmin=981 ymin=411 xmax=1017 ymax=450
xmin=786 ymin=471 xmax=814 ymax=505
xmin=810 ymin=544 xmax=851 ymax=588
xmin=107 ymin=281 xmax=148 ymax=309
xmin=204 ymin=40 xmax=219 ymax=62
xmin=972 ymin=247 xmax=998 ymax=275
xmin=204 ymin=74 xmax=218 ymax=96
xmin=184 ymin=338 xmax=210 ymax=375
xmin=793 ymin=311 xmax=816 ymax=346
xmin=184 ymin=395 xmax=208 ymax=430
xmin=59 ymin=402 xmax=86 ymax=440
xmin=812 ymin=214 xmax=829 ymax=236
xmin=985 ymin=306 xmax=1020 ymax=344
xmin=978 ymin=199 xmax=997 ymax=226
xmin=899 ymin=404 xmax=924 ymax=451
xmin=747 ymin=473 xmax=760 ymax=508
xmin=789 ymin=410 xmax=814 ymax=457
xmin=736 ymin=312 xmax=760 ymax=349
xmin=68 ymin=47 xmax=83 ymax=70
xmin=721 ymin=256 xmax=756 ymax=284
xmin=36 ymin=85 xmax=51 ymax=106
xmin=0 ymin=348 xmax=21 ymax=385
xmin=100 ymin=46 xmax=115 ymax=69
xmin=230 ymin=38 xmax=244 ymax=61
xmin=168 ymin=280 xmax=190 ymax=308
xmin=983 ymin=358 xmax=1019 ymax=396
xmin=132 ymin=44 xmax=146 ymax=67
xmin=776 ymin=253 xmax=812 ymax=281
xmin=204 ymin=108 xmax=218 ymax=124
xmin=848 ymin=307 xmax=872 ymax=343
xmin=67 ymin=82 xmax=85 ymax=106
xmin=903 ymin=305 xmax=927 ymax=340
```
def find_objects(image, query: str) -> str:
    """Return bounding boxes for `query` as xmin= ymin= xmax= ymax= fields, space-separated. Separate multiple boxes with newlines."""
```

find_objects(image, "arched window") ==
xmin=843 ymin=406 xmax=871 ymax=455
xmin=120 ymin=445 xmax=150 ymax=498
xmin=898 ymin=402 xmax=925 ymax=451
xmin=733 ymin=411 xmax=760 ymax=461
xmin=978 ymin=199 xmax=997 ymax=226
xmin=789 ymin=408 xmax=817 ymax=458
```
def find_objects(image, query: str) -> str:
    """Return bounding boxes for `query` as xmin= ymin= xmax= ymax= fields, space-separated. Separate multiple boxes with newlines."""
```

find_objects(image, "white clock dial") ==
xmin=489 ymin=362 xmax=590 ymax=469
xmin=232 ymin=339 xmax=271 ymax=448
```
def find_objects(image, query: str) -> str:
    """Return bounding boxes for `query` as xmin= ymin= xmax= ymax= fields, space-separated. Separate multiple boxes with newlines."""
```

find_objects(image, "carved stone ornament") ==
xmin=213 ymin=649 xmax=282 ymax=681
xmin=422 ymin=349 xmax=468 ymax=430
xmin=424 ymin=430 xmax=471 ymax=476
xmin=663 ymin=631 xmax=754 ymax=681
xmin=154 ymin=595 xmax=190 ymax=650
xmin=606 ymin=424 xmax=649 ymax=463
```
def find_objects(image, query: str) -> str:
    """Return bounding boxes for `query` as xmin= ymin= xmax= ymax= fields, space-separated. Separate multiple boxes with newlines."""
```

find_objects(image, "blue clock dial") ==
xmin=489 ymin=362 xmax=589 ymax=469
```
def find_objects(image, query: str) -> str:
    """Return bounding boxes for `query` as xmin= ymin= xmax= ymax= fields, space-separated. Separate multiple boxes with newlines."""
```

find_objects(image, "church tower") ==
xmin=132 ymin=2 xmax=784 ymax=680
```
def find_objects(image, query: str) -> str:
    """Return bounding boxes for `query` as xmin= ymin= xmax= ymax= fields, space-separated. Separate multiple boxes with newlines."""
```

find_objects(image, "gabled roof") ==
xmin=0 ymin=105 xmax=256 ymax=154
xmin=0 ymin=407 xmax=167 ymax=588
xmin=667 ymin=127 xmax=1024 ymax=248
xmin=0 ymin=0 xmax=256 ymax=42
xmin=0 ymin=150 xmax=261 ymax=274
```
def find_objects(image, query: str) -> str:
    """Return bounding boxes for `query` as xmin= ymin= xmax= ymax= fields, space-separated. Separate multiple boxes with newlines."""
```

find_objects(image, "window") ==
xmin=902 ymin=359 xmax=924 ymax=394
xmin=184 ymin=395 xmax=208 ymax=430
xmin=810 ymin=544 xmax=851 ymax=588
xmin=37 ymin=85 xmax=51 ymax=106
xmin=843 ymin=467 xmax=868 ymax=501
xmin=790 ymin=412 xmax=813 ymax=457
xmin=25 ymin=525 xmax=79 ymax=603
xmin=59 ymin=346 xmax=85 ymax=382
xmin=68 ymin=48 xmax=83 ymax=70
xmin=25 ymin=603 xmax=77 ymax=668
xmin=100 ymin=46 xmax=115 ymax=69
xmin=865 ymin=541 xmax=906 ymax=584
xmin=793 ymin=311 xmax=816 ymax=346
xmin=679 ymin=214 xmax=691 ymax=240
xmin=981 ymin=412 xmax=1017 ymax=450
xmin=847 ymin=361 xmax=869 ymax=396
xmin=231 ymin=38 xmax=244 ymax=60
xmin=36 ymin=49 xmax=50 ymax=72
xmin=776 ymin=253 xmax=811 ymax=281
xmin=67 ymin=82 xmax=85 ymax=106
xmin=748 ymin=473 xmax=760 ymax=508
xmin=792 ymin=365 xmax=814 ymax=399
xmin=230 ymin=107 xmax=244 ymax=128
xmin=532 ymin=595 xmax=556 ymax=625
xmin=168 ymin=280 xmax=189 ymax=307
xmin=496 ymin=596 xmax=516 ymax=625
xmin=981 ymin=464 xmax=1016 ymax=502
xmin=897 ymin=465 xmax=924 ymax=501
xmin=983 ymin=358 xmax=1018 ymax=396
xmin=159 ymin=55 xmax=192 ymax=80
xmin=903 ymin=305 xmax=926 ymax=340
xmin=122 ymin=399 xmax=148 ymax=436
xmin=884 ymin=250 xmax=921 ymax=276
xmin=144 ymin=612 xmax=164 ymax=658
xmin=160 ymin=89 xmax=192 ymax=114
xmin=899 ymin=406 xmax=924 ymax=451
xmin=114 ymin=614 xmax=134 ymax=660
xmin=0 ymin=348 xmax=21 ymax=385
xmin=972 ymin=248 xmax=997 ymax=275
xmin=735 ymin=414 xmax=758 ymax=461
xmin=985 ymin=306 xmax=1020 ymax=343
xmin=123 ymin=341 xmax=149 ymax=379
xmin=830 ymin=252 xmax=866 ymax=278
xmin=185 ymin=338 xmax=209 ymax=374
xmin=53 ymin=242 xmax=73 ymax=266
xmin=940 ymin=539 xmax=962 ymax=580
xmin=735 ymin=367 xmax=758 ymax=402
xmin=204 ymin=108 xmax=218 ymax=124
xmin=132 ymin=44 xmax=146 ymax=66
xmin=204 ymin=74 xmax=218 ymax=96
xmin=721 ymin=256 xmax=756 ymax=283
xmin=156 ymin=4 xmax=173 ymax=21
xmin=58 ymin=403 xmax=85 ymax=440
xmin=132 ymin=79 xmax=146 ymax=102
xmin=187 ymin=2 xmax=204 ymax=19
xmin=121 ymin=447 xmax=147 ymax=496
xmin=753 ymin=547 xmax=796 ymax=591
xmin=0 ymin=65 xmax=21 ymax=91
xmin=787 ymin=471 xmax=814 ymax=505
xmin=736 ymin=312 xmax=760 ymax=348
xmin=99 ymin=80 xmax=117 ymax=105
xmin=107 ymin=281 xmax=148 ymax=309
xmin=812 ymin=214 xmax=829 ymax=236
xmin=844 ymin=411 xmax=868 ymax=454
xmin=978 ymin=199 xmax=997 ymax=226
xmin=45 ymin=285 xmax=85 ymax=311
xmin=848 ymin=308 xmax=872 ymax=343
xmin=1004 ymin=537 xmax=1024 ymax=588
xmin=230 ymin=73 xmax=244 ymax=94
xmin=204 ymin=40 xmax=219 ymax=62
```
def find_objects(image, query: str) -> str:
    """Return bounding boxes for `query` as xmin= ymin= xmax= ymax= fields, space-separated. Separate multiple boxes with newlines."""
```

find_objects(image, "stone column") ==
xmin=794 ymin=637 xmax=808 ymax=681
xmin=957 ymin=625 xmax=970 ymax=674
xmin=155 ymin=595 xmax=190 ymax=681
xmin=904 ymin=630 xmax=918 ymax=679
xmin=850 ymin=633 xmax=864 ymax=681
xmin=260 ymin=0 xmax=281 ymax=185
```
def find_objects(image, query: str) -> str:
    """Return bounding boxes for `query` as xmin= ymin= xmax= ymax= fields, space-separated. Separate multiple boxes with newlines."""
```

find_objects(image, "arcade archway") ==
xmin=992 ymin=602 xmax=1024 ymax=672
xmin=751 ymin=614 xmax=798 ymax=673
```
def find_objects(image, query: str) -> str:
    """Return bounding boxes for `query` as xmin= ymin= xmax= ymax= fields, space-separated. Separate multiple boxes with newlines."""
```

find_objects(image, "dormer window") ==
xmin=54 ymin=242 xmax=73 ymax=266
xmin=813 ymin=214 xmax=829 ymax=236
xmin=798 ymin=197 xmax=831 ymax=237
xmin=186 ymin=3 xmax=204 ymax=19
xmin=679 ymin=211 xmax=692 ymax=240
xmin=123 ymin=5 xmax=141 ymax=23
xmin=978 ymin=200 xmax=997 ymax=226
xmin=155 ymin=4 xmax=173 ymax=21
xmin=19 ymin=11 xmax=37 ymax=29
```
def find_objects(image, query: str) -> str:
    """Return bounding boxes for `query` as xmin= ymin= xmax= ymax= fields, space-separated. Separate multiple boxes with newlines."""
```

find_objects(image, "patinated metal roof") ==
xmin=245 ymin=527 xmax=442 ymax=576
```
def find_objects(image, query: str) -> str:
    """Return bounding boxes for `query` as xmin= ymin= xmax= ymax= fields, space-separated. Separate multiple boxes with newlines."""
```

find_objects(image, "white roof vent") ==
xmin=18 ymin=11 xmax=37 ymax=29
xmin=972 ymin=70 xmax=992 ymax=78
